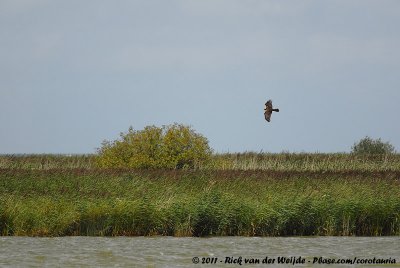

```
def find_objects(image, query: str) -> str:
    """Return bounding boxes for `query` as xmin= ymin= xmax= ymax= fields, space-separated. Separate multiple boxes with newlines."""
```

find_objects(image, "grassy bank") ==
xmin=1 ymin=166 xmax=399 ymax=236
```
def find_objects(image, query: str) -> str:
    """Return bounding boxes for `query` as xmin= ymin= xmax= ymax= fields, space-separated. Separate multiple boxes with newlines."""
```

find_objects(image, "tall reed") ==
xmin=2 ymin=153 xmax=399 ymax=172
xmin=1 ymin=169 xmax=399 ymax=236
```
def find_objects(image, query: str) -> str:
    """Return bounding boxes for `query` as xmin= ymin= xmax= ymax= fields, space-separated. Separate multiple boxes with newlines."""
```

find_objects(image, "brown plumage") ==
xmin=264 ymin=100 xmax=279 ymax=122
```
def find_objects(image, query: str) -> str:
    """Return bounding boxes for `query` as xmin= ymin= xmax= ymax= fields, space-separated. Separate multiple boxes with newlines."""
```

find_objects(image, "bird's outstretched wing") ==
xmin=264 ymin=112 xmax=271 ymax=122
xmin=264 ymin=100 xmax=273 ymax=122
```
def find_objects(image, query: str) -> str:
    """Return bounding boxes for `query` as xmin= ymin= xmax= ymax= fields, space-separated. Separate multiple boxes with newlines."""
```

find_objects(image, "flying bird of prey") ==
xmin=264 ymin=100 xmax=279 ymax=122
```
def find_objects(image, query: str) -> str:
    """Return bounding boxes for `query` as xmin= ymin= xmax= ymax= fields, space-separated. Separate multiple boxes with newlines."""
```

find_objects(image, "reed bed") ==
xmin=210 ymin=152 xmax=400 ymax=172
xmin=0 ymin=154 xmax=94 ymax=170
xmin=1 ymin=153 xmax=400 ymax=172
xmin=1 ymin=168 xmax=399 ymax=237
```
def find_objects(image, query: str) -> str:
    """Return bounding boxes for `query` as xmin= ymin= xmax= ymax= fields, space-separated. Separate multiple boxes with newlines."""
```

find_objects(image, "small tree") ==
xmin=96 ymin=124 xmax=212 ymax=169
xmin=351 ymin=136 xmax=395 ymax=155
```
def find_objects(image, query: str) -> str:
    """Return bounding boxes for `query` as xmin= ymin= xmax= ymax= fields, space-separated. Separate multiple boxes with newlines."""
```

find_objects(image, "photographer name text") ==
xmin=192 ymin=256 xmax=396 ymax=265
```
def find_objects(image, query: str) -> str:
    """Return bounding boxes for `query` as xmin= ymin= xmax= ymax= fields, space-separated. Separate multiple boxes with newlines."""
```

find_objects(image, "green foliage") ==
xmin=2 ymin=153 xmax=400 ymax=237
xmin=1 ymin=169 xmax=400 ymax=236
xmin=96 ymin=124 xmax=212 ymax=169
xmin=352 ymin=136 xmax=395 ymax=155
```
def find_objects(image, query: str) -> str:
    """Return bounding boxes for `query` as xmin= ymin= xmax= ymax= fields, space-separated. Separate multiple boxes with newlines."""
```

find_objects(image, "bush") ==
xmin=351 ymin=136 xmax=395 ymax=155
xmin=96 ymin=124 xmax=212 ymax=169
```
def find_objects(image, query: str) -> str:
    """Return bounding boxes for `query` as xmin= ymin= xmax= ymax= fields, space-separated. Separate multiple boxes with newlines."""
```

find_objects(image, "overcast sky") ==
xmin=1 ymin=0 xmax=399 ymax=154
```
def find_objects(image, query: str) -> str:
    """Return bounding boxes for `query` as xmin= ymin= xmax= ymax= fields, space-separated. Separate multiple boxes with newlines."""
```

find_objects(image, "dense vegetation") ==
xmin=0 ymin=153 xmax=399 ymax=237
xmin=1 ymin=153 xmax=399 ymax=172
xmin=351 ymin=136 xmax=395 ymax=155
xmin=96 ymin=124 xmax=212 ymax=169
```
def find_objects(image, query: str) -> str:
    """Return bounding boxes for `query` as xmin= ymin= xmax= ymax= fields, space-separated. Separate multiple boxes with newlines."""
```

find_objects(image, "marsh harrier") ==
xmin=264 ymin=100 xmax=279 ymax=122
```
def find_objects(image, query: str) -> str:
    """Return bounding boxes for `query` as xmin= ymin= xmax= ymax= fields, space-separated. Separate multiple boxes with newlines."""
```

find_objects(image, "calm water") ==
xmin=0 ymin=237 xmax=399 ymax=267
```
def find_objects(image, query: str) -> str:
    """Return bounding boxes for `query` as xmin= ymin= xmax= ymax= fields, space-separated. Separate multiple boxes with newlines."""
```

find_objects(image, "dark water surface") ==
xmin=0 ymin=237 xmax=399 ymax=267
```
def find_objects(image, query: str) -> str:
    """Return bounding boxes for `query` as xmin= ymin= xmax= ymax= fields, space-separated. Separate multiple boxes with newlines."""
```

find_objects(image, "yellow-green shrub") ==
xmin=96 ymin=124 xmax=212 ymax=169
xmin=351 ymin=136 xmax=395 ymax=155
